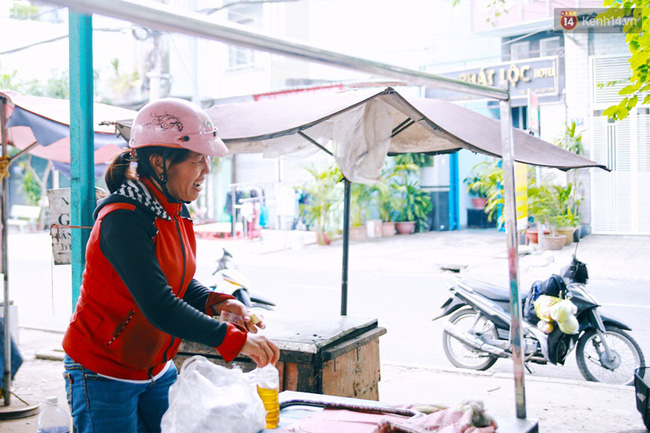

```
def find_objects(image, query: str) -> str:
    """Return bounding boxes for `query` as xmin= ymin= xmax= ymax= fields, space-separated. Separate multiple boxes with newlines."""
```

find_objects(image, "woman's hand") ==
xmin=213 ymin=299 xmax=266 ymax=333
xmin=240 ymin=334 xmax=280 ymax=367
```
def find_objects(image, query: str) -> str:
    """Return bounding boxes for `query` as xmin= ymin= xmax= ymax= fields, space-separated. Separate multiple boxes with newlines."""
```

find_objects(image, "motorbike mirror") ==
xmin=572 ymin=228 xmax=580 ymax=243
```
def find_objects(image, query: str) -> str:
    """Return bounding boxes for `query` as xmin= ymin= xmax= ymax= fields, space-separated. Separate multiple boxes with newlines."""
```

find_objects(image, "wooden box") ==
xmin=175 ymin=313 xmax=386 ymax=400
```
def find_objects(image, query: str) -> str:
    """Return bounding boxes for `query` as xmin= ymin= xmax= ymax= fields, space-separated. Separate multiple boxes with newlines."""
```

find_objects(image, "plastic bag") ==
xmin=550 ymin=299 xmax=579 ymax=335
xmin=161 ymin=356 xmax=266 ymax=433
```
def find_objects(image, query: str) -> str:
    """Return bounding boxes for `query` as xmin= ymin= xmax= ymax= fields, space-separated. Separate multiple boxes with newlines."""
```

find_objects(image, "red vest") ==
xmin=63 ymin=179 xmax=208 ymax=380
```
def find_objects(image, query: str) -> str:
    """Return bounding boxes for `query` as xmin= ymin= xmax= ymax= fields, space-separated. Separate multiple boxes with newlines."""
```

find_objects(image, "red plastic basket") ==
xmin=635 ymin=367 xmax=650 ymax=430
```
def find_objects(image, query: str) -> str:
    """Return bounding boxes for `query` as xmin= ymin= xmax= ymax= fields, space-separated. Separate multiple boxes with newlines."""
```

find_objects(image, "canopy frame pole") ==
xmin=391 ymin=118 xmax=414 ymax=138
xmin=499 ymin=97 xmax=527 ymax=419
xmin=47 ymin=0 xmax=508 ymax=101
xmin=298 ymin=131 xmax=333 ymax=156
xmin=341 ymin=178 xmax=351 ymax=316
xmin=297 ymin=130 xmax=348 ymax=314
xmin=391 ymin=120 xmax=416 ymax=138
xmin=69 ymin=11 xmax=95 ymax=309
xmin=9 ymin=141 xmax=39 ymax=162
xmin=1 ymin=96 xmax=10 ymax=407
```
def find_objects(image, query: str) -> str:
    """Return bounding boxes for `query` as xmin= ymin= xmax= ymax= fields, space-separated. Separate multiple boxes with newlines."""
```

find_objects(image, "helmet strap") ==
xmin=157 ymin=150 xmax=191 ymax=205
xmin=136 ymin=148 xmax=192 ymax=205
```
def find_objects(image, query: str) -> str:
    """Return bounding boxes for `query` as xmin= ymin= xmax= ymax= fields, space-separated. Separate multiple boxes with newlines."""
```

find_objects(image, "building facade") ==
xmin=457 ymin=0 xmax=645 ymax=234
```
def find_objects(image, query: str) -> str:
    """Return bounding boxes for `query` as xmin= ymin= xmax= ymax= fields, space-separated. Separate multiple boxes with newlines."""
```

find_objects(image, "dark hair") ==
xmin=105 ymin=146 xmax=191 ymax=193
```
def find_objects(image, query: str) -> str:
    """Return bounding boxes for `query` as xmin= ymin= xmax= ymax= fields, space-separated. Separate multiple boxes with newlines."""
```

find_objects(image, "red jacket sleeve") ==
xmin=215 ymin=322 xmax=248 ymax=362
xmin=205 ymin=291 xmax=237 ymax=316
xmin=205 ymin=291 xmax=247 ymax=362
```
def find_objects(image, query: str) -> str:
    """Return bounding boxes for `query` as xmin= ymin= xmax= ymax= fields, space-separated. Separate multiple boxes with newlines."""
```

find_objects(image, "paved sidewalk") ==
xmin=2 ymin=328 xmax=645 ymax=433
xmin=1 ymin=228 xmax=649 ymax=432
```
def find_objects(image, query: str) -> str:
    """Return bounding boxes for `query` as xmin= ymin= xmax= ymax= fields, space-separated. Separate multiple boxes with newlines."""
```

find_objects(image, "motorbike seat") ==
xmin=462 ymin=279 xmax=527 ymax=303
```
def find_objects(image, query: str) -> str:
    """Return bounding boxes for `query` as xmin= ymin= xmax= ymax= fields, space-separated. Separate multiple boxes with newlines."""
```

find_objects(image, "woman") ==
xmin=62 ymin=98 xmax=280 ymax=433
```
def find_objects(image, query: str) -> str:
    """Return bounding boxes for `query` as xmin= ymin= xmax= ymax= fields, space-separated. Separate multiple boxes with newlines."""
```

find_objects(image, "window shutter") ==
xmin=637 ymin=111 xmax=650 ymax=233
xmin=592 ymin=56 xmax=631 ymax=105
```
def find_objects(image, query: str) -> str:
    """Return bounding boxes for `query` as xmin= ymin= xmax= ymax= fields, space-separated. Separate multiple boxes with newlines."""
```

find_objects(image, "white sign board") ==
xmin=47 ymin=188 xmax=72 ymax=265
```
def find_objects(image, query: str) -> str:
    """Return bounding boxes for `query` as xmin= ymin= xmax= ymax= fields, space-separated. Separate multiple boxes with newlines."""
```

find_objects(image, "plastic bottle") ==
xmin=37 ymin=396 xmax=70 ymax=433
xmin=254 ymin=364 xmax=280 ymax=429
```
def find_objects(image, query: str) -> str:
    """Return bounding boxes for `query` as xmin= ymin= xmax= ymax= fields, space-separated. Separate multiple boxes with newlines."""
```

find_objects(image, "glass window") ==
xmin=540 ymin=37 xmax=561 ymax=57
xmin=510 ymin=41 xmax=530 ymax=61
xmin=227 ymin=4 xmax=262 ymax=69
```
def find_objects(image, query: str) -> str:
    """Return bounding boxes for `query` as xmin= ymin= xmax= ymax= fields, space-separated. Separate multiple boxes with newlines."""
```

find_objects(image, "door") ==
xmin=590 ymin=56 xmax=650 ymax=234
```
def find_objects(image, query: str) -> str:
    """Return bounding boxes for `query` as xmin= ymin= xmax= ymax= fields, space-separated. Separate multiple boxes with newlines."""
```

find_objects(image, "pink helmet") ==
xmin=129 ymin=98 xmax=228 ymax=157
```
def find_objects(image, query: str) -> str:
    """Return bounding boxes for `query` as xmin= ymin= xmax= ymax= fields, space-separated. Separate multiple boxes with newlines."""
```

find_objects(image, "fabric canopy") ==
xmin=117 ymin=87 xmax=606 ymax=182
xmin=212 ymin=87 xmax=608 ymax=180
xmin=1 ymin=90 xmax=135 ymax=165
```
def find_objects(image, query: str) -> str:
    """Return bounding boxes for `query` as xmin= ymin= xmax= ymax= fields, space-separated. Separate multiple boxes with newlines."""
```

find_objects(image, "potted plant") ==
xmin=464 ymin=161 xmax=494 ymax=210
xmin=394 ymin=180 xmax=433 ymax=234
xmin=349 ymin=182 xmax=373 ymax=241
xmin=527 ymin=183 xmax=566 ymax=250
xmin=373 ymin=179 xmax=397 ymax=237
xmin=394 ymin=152 xmax=435 ymax=186
xmin=298 ymin=165 xmax=343 ymax=245
xmin=371 ymin=160 xmax=413 ymax=237
xmin=554 ymin=183 xmax=581 ymax=245
xmin=555 ymin=122 xmax=584 ymax=242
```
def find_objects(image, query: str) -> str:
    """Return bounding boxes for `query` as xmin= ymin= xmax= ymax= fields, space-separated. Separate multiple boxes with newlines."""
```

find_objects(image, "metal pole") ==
xmin=230 ymin=184 xmax=236 ymax=237
xmin=1 ymin=96 xmax=10 ymax=406
xmin=48 ymin=0 xmax=508 ymax=101
xmin=69 ymin=11 xmax=95 ymax=309
xmin=449 ymin=152 xmax=459 ymax=231
xmin=341 ymin=178 xmax=351 ymax=316
xmin=499 ymin=97 xmax=527 ymax=419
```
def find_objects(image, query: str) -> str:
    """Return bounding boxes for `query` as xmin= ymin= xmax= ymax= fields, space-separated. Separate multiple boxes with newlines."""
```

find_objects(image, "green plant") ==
xmin=555 ymin=122 xmax=585 ymax=156
xmin=298 ymin=165 xmax=343 ymax=236
xmin=599 ymin=1 xmax=649 ymax=121
xmin=527 ymin=180 xmax=581 ymax=236
xmin=554 ymin=123 xmax=584 ymax=226
xmin=394 ymin=180 xmax=432 ymax=232
xmin=19 ymin=165 xmax=41 ymax=206
xmin=466 ymin=160 xmax=504 ymax=222
xmin=528 ymin=184 xmax=558 ymax=235
xmin=372 ymin=159 xmax=416 ymax=222
xmin=373 ymin=179 xmax=399 ymax=222
xmin=350 ymin=182 xmax=373 ymax=227
xmin=464 ymin=161 xmax=499 ymax=199
xmin=106 ymin=58 xmax=140 ymax=103
xmin=10 ymin=3 xmax=40 ymax=20
xmin=555 ymin=183 xmax=581 ymax=228
xmin=394 ymin=152 xmax=434 ymax=168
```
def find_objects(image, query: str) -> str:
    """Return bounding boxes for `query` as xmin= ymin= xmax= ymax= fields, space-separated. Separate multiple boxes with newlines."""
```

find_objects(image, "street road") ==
xmin=195 ymin=241 xmax=650 ymax=384
xmin=4 ymin=231 xmax=650 ymax=385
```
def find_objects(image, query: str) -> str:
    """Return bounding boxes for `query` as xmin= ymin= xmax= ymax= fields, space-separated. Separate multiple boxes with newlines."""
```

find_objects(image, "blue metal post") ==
xmin=69 ymin=11 xmax=95 ymax=309
xmin=449 ymin=152 xmax=459 ymax=230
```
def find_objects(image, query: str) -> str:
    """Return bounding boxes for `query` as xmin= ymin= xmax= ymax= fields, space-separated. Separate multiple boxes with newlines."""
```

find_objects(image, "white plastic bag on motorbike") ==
xmin=161 ymin=356 xmax=266 ymax=433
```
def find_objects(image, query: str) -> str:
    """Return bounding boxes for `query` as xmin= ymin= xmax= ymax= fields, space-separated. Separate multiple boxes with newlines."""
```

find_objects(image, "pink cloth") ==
xmin=283 ymin=409 xmax=410 ymax=433
xmin=374 ymin=408 xmax=497 ymax=433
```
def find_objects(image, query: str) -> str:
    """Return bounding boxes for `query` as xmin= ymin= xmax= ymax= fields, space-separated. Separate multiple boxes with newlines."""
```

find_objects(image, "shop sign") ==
xmin=427 ymin=56 xmax=560 ymax=101
xmin=47 ymin=188 xmax=104 ymax=265
xmin=48 ymin=188 xmax=72 ymax=265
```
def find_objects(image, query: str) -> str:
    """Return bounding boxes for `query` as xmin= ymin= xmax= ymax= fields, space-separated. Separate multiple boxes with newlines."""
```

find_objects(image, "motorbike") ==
xmin=209 ymin=248 xmax=276 ymax=310
xmin=434 ymin=231 xmax=645 ymax=386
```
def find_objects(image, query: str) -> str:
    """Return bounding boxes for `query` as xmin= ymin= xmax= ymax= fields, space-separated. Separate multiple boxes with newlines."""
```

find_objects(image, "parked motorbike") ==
xmin=210 ymin=248 xmax=275 ymax=310
xmin=434 ymin=231 xmax=645 ymax=386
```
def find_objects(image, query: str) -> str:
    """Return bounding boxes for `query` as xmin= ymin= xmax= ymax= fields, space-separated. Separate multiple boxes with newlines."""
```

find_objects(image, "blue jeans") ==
xmin=63 ymin=355 xmax=177 ymax=433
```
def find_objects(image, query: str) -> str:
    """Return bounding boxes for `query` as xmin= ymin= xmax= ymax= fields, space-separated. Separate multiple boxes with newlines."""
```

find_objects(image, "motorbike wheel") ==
xmin=576 ymin=325 xmax=645 ymax=386
xmin=442 ymin=309 xmax=499 ymax=371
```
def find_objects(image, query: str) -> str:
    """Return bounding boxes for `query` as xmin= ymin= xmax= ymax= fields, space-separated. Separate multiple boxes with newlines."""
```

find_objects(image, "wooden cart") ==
xmin=175 ymin=313 xmax=386 ymax=400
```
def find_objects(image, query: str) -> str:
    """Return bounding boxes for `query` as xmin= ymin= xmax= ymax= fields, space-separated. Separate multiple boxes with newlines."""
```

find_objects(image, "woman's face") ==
xmin=162 ymin=151 xmax=211 ymax=202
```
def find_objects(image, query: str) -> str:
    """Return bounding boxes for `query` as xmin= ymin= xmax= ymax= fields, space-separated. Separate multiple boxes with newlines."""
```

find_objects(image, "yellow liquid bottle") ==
xmin=257 ymin=386 xmax=279 ymax=429
xmin=255 ymin=365 xmax=280 ymax=429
